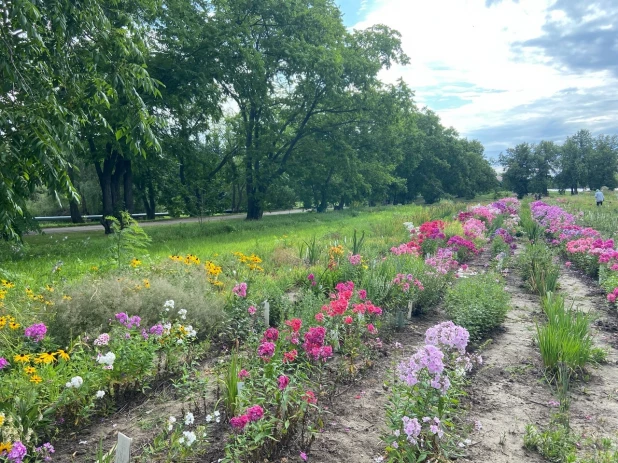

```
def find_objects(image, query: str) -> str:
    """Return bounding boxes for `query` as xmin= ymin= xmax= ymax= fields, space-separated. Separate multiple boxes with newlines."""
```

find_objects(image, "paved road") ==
xmin=40 ymin=209 xmax=306 ymax=234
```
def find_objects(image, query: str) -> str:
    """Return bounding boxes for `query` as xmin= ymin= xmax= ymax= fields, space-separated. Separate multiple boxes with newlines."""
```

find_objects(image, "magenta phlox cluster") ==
xmin=233 ymin=282 xmax=248 ymax=298
xmin=493 ymin=228 xmax=514 ymax=244
xmin=348 ymin=254 xmax=362 ymax=265
xmin=446 ymin=235 xmax=479 ymax=255
xmin=424 ymin=321 xmax=469 ymax=354
xmin=115 ymin=312 xmax=141 ymax=329
xmin=302 ymin=326 xmax=333 ymax=361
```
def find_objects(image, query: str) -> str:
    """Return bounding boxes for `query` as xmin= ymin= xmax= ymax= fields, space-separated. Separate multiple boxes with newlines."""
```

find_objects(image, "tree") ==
xmin=0 ymin=0 xmax=161 ymax=239
xmin=500 ymin=141 xmax=557 ymax=198
xmin=208 ymin=0 xmax=408 ymax=219
xmin=586 ymin=135 xmax=618 ymax=190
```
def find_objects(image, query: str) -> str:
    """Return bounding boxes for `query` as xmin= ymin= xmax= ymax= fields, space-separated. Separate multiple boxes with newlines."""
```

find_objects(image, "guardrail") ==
xmin=34 ymin=212 xmax=170 ymax=221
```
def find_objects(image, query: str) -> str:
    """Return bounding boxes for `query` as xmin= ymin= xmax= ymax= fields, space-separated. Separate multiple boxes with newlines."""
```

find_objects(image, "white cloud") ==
xmin=351 ymin=0 xmax=618 ymax=154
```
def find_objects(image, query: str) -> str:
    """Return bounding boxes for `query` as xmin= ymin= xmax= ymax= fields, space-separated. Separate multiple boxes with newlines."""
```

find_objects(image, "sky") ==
xmin=336 ymin=0 xmax=618 ymax=159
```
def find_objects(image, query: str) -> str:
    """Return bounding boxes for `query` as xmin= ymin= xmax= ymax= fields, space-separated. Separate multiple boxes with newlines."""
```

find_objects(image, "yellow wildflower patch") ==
xmin=0 ymin=279 xmax=14 ymax=289
xmin=30 ymin=375 xmax=43 ymax=384
xmin=45 ymin=284 xmax=54 ymax=292
xmin=0 ymin=289 xmax=6 ymax=300
xmin=13 ymin=354 xmax=30 ymax=363
xmin=57 ymin=350 xmax=70 ymax=361
xmin=130 ymin=258 xmax=142 ymax=268
xmin=143 ymin=279 xmax=151 ymax=288
xmin=0 ymin=317 xmax=6 ymax=329
xmin=24 ymin=366 xmax=36 ymax=375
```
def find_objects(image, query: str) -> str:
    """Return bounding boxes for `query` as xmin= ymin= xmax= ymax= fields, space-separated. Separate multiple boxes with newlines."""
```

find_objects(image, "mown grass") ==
xmin=548 ymin=190 xmax=618 ymax=238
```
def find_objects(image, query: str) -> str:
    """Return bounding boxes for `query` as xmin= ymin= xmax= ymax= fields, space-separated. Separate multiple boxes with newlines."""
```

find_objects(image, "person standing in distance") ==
xmin=595 ymin=189 xmax=604 ymax=206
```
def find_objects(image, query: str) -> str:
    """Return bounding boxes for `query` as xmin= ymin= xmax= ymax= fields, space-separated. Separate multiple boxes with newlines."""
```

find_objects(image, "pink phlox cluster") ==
xmin=489 ymin=197 xmax=521 ymax=215
xmin=392 ymin=273 xmax=424 ymax=293
xmin=390 ymin=241 xmax=421 ymax=256
xmin=233 ymin=282 xmax=248 ymax=298
xmin=468 ymin=205 xmax=498 ymax=223
xmin=424 ymin=321 xmax=469 ymax=354
xmin=425 ymin=248 xmax=459 ymax=274
xmin=424 ymin=416 xmax=444 ymax=438
xmin=348 ymin=254 xmax=362 ymax=265
xmin=24 ymin=323 xmax=47 ymax=342
xmin=604 ymin=288 xmax=616 ymax=303
xmin=463 ymin=218 xmax=486 ymax=239
xmin=262 ymin=327 xmax=279 ymax=342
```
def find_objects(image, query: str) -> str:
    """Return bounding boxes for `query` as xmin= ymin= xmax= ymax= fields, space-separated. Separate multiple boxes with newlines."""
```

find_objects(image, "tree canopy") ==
xmin=2 ymin=0 xmax=499 ymax=239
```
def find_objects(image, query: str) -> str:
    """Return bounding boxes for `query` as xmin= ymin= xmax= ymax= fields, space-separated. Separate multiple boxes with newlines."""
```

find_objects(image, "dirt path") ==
xmin=464 ymin=255 xmax=618 ymax=463
xmin=39 ymin=209 xmax=305 ymax=234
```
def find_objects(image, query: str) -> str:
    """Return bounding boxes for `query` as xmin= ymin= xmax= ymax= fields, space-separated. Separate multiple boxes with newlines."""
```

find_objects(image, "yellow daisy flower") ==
xmin=45 ymin=284 xmax=54 ymax=292
xmin=9 ymin=322 xmax=20 ymax=330
xmin=24 ymin=366 xmax=36 ymax=375
xmin=62 ymin=295 xmax=72 ymax=301
xmin=30 ymin=375 xmax=43 ymax=384
xmin=0 ymin=442 xmax=11 ymax=453
xmin=130 ymin=258 xmax=142 ymax=268
xmin=0 ymin=317 xmax=6 ymax=329
xmin=56 ymin=349 xmax=70 ymax=361
xmin=13 ymin=354 xmax=30 ymax=363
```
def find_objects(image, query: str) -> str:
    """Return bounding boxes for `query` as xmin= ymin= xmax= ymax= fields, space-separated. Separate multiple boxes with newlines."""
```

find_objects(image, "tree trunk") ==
xmin=93 ymin=143 xmax=116 ymax=234
xmin=334 ymin=196 xmax=345 ymax=211
xmin=111 ymin=155 xmax=126 ymax=213
xmin=67 ymin=166 xmax=83 ymax=223
xmin=123 ymin=160 xmax=134 ymax=213
xmin=246 ymin=191 xmax=263 ymax=219
xmin=317 ymin=188 xmax=328 ymax=213
xmin=148 ymin=182 xmax=156 ymax=220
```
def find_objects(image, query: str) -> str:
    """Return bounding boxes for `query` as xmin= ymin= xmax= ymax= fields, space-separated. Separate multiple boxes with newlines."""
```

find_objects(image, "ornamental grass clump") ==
xmin=444 ymin=272 xmax=510 ymax=341
xmin=537 ymin=292 xmax=594 ymax=377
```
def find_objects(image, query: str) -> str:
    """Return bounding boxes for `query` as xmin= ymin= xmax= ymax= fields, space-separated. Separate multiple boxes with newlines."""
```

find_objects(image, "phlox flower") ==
xmin=344 ymin=316 xmax=353 ymax=325
xmin=0 ymin=357 xmax=8 ymax=369
xmin=315 ymin=312 xmax=325 ymax=322
xmin=24 ymin=323 xmax=47 ymax=342
xmin=278 ymin=375 xmax=290 ymax=391
xmin=358 ymin=289 xmax=367 ymax=300
xmin=233 ymin=282 xmax=247 ymax=298
xmin=248 ymin=305 xmax=257 ymax=315
xmin=95 ymin=390 xmax=106 ymax=399
xmin=246 ymin=405 xmax=264 ymax=422
xmin=257 ymin=342 xmax=276 ymax=360
xmin=182 ymin=431 xmax=196 ymax=446
xmin=262 ymin=327 xmax=279 ymax=342
xmin=283 ymin=350 xmax=298 ymax=363
xmin=425 ymin=321 xmax=469 ymax=354
xmin=7 ymin=441 xmax=27 ymax=462
xmin=402 ymin=416 xmax=421 ymax=444
xmin=348 ymin=254 xmax=362 ymax=265
xmin=168 ymin=416 xmax=177 ymax=431
xmin=185 ymin=412 xmax=195 ymax=425
xmin=238 ymin=369 xmax=250 ymax=379
xmin=303 ymin=390 xmax=317 ymax=404
xmin=285 ymin=318 xmax=302 ymax=332
xmin=367 ymin=323 xmax=377 ymax=334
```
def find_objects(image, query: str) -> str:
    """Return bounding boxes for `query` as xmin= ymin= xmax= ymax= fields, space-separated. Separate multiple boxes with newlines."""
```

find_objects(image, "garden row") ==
xmin=0 ymin=199 xmax=520 ymax=462
xmin=517 ymin=202 xmax=618 ymax=462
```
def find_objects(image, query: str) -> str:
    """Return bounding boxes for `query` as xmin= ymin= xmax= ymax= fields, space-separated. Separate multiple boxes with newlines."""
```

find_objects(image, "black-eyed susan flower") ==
xmin=56 ymin=349 xmax=70 ymax=361
xmin=0 ymin=442 xmax=11 ymax=453
xmin=0 ymin=317 xmax=6 ymax=329
xmin=13 ymin=354 xmax=30 ymax=363
xmin=62 ymin=294 xmax=72 ymax=301
xmin=24 ymin=366 xmax=36 ymax=375
xmin=143 ymin=279 xmax=150 ymax=289
xmin=130 ymin=258 xmax=142 ymax=268
xmin=30 ymin=375 xmax=43 ymax=384
xmin=45 ymin=284 xmax=54 ymax=292
xmin=34 ymin=352 xmax=56 ymax=365
xmin=9 ymin=322 xmax=20 ymax=330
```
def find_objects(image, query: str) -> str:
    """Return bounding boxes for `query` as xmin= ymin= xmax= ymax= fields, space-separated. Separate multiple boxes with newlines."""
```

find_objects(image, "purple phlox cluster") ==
xmin=423 ymin=416 xmax=444 ymax=438
xmin=402 ymin=416 xmax=421 ymax=444
xmin=115 ymin=313 xmax=141 ymax=328
xmin=34 ymin=442 xmax=55 ymax=462
xmin=93 ymin=333 xmax=110 ymax=346
xmin=530 ymin=201 xmax=576 ymax=234
xmin=233 ymin=282 xmax=247 ymax=297
xmin=489 ymin=197 xmax=520 ymax=215
xmin=425 ymin=321 xmax=469 ymax=354
xmin=0 ymin=357 xmax=8 ymax=369
xmin=463 ymin=218 xmax=486 ymax=239
xmin=398 ymin=344 xmax=445 ymax=388
xmin=24 ymin=323 xmax=47 ymax=342
xmin=493 ymin=228 xmax=514 ymax=244
xmin=149 ymin=324 xmax=164 ymax=336
xmin=7 ymin=441 xmax=27 ymax=463
xmin=425 ymin=248 xmax=459 ymax=274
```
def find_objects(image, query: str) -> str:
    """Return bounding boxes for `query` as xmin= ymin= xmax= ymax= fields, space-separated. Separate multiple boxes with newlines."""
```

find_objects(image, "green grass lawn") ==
xmin=0 ymin=205 xmax=427 ymax=288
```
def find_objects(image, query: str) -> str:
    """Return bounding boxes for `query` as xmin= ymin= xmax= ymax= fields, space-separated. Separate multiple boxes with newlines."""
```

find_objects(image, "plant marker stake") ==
xmin=237 ymin=381 xmax=244 ymax=395
xmin=115 ymin=433 xmax=132 ymax=463
xmin=263 ymin=300 xmax=270 ymax=326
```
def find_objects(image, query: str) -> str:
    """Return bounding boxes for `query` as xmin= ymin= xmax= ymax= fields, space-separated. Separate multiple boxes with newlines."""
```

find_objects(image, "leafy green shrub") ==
xmin=519 ymin=204 xmax=544 ymax=241
xmin=49 ymin=269 xmax=226 ymax=346
xmin=444 ymin=272 xmax=510 ymax=341
xmin=490 ymin=235 xmax=510 ymax=258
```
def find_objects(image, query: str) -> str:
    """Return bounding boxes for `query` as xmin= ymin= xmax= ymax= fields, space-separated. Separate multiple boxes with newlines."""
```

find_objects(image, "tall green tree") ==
xmin=208 ymin=0 xmax=408 ymax=219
